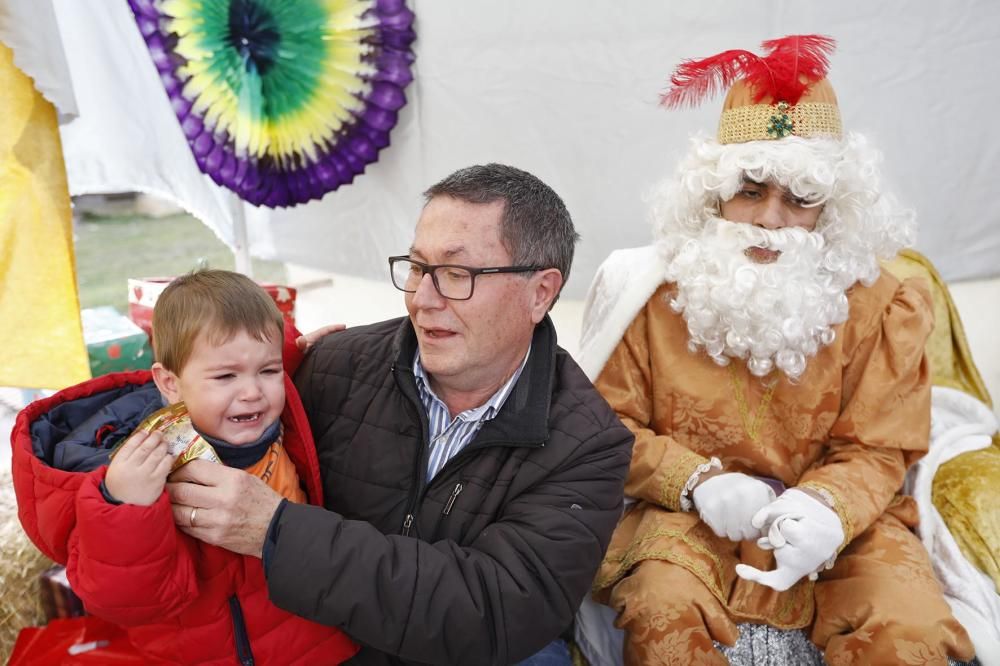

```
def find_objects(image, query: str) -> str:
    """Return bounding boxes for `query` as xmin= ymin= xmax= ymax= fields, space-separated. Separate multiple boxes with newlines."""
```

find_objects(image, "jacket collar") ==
xmin=393 ymin=316 xmax=557 ymax=447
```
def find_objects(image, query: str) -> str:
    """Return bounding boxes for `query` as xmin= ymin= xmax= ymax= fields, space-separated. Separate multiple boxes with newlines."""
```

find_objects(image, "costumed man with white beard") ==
xmin=576 ymin=36 xmax=975 ymax=665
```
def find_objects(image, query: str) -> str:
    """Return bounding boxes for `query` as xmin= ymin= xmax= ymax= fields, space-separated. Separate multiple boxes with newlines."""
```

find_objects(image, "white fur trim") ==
xmin=578 ymin=245 xmax=666 ymax=381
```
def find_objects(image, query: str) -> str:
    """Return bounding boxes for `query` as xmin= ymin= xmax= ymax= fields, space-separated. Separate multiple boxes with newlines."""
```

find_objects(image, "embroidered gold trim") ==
xmin=728 ymin=365 xmax=776 ymax=443
xmin=595 ymin=528 xmax=727 ymax=595
xmin=679 ymin=456 xmax=722 ymax=512
xmin=718 ymin=102 xmax=842 ymax=144
xmin=660 ymin=449 xmax=711 ymax=511
xmin=799 ymin=480 xmax=855 ymax=547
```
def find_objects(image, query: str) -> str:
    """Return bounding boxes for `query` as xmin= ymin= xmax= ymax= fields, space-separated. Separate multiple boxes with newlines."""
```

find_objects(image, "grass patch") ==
xmin=74 ymin=212 xmax=287 ymax=313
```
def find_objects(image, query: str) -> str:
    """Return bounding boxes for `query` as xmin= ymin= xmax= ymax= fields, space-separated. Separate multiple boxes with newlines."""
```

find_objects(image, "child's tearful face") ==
xmin=164 ymin=328 xmax=285 ymax=445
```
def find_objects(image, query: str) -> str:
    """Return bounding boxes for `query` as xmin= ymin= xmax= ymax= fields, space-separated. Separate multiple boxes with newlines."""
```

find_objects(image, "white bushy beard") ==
xmin=652 ymin=134 xmax=916 ymax=381
xmin=663 ymin=217 xmax=861 ymax=380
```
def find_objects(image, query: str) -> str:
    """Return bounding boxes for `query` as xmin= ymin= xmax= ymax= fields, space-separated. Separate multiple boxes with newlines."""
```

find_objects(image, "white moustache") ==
xmin=703 ymin=217 xmax=826 ymax=254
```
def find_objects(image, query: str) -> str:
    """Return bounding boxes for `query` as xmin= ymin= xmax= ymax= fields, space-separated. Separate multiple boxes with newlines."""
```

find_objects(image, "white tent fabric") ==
xmin=0 ymin=0 xmax=77 ymax=121
xmin=40 ymin=0 xmax=273 ymax=263
xmin=33 ymin=0 xmax=1000 ymax=299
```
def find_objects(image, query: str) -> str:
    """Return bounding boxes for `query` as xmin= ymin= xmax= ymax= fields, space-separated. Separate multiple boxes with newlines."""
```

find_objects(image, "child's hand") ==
xmin=105 ymin=430 xmax=174 ymax=506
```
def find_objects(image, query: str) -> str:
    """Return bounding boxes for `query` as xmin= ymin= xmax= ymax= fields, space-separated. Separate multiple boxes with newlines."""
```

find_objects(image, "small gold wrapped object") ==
xmin=110 ymin=402 xmax=220 ymax=472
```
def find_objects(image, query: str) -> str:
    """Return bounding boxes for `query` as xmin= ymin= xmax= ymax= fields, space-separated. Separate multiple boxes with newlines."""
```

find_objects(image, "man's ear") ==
xmin=529 ymin=268 xmax=564 ymax=324
xmin=152 ymin=362 xmax=182 ymax=404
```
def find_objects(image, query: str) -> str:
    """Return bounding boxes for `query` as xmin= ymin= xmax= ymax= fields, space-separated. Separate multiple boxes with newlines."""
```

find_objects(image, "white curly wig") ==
xmin=654 ymin=132 xmax=915 ymax=284
xmin=651 ymin=133 xmax=916 ymax=380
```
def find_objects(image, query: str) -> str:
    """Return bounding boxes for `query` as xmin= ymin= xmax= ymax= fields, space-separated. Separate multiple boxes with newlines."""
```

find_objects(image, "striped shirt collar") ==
xmin=413 ymin=345 xmax=531 ymax=480
xmin=412 ymin=345 xmax=531 ymax=423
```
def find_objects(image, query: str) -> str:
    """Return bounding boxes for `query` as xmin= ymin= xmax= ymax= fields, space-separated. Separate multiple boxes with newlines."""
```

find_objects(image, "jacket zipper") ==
xmin=393 ymin=362 xmax=431 ymax=536
xmin=391 ymin=362 xmax=540 ymax=533
xmin=442 ymin=483 xmax=464 ymax=515
xmin=228 ymin=595 xmax=255 ymax=666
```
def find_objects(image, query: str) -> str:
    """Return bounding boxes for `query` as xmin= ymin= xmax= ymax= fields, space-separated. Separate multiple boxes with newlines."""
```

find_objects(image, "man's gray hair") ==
xmin=424 ymin=164 xmax=579 ymax=298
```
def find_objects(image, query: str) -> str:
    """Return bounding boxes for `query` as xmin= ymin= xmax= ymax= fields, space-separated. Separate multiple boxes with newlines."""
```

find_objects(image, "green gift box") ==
xmin=81 ymin=306 xmax=153 ymax=376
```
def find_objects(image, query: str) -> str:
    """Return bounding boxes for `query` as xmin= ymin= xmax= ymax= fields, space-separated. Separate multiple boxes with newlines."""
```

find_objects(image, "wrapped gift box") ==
xmin=127 ymin=277 xmax=296 ymax=341
xmin=81 ymin=306 xmax=153 ymax=376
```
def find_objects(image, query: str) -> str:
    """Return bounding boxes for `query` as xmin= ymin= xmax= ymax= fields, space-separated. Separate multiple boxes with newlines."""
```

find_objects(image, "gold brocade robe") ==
xmin=592 ymin=270 xmax=933 ymax=629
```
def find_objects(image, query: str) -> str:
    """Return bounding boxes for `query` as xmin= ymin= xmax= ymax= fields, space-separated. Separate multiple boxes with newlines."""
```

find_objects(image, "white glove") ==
xmin=692 ymin=473 xmax=776 ymax=541
xmin=735 ymin=489 xmax=844 ymax=591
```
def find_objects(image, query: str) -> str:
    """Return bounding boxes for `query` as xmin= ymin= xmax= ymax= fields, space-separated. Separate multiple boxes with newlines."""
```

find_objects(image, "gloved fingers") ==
xmin=725 ymin=520 xmax=764 ymax=542
xmin=734 ymin=563 xmax=798 ymax=592
xmin=764 ymin=512 xmax=803 ymax=547
xmin=702 ymin=513 xmax=761 ymax=542
xmin=724 ymin=524 xmax=743 ymax=541
xmin=756 ymin=536 xmax=775 ymax=550
xmin=765 ymin=517 xmax=788 ymax=548
xmin=701 ymin=514 xmax=728 ymax=539
xmin=750 ymin=502 xmax=786 ymax=530
xmin=694 ymin=474 xmax=791 ymax=542
xmin=775 ymin=515 xmax=807 ymax=544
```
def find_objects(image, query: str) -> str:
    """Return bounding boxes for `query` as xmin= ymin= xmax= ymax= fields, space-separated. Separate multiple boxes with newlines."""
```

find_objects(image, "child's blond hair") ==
xmin=152 ymin=270 xmax=284 ymax=372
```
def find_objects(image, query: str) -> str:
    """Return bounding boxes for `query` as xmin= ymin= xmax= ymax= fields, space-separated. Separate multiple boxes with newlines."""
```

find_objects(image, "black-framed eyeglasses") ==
xmin=388 ymin=256 xmax=544 ymax=301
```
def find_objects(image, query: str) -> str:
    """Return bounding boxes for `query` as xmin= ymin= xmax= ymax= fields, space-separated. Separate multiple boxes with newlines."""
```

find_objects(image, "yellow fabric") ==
xmin=593 ymin=271 xmax=934 ymax=629
xmin=718 ymin=102 xmax=842 ymax=144
xmin=0 ymin=42 xmax=89 ymax=389
xmin=884 ymin=249 xmax=1000 ymax=593
xmin=933 ymin=446 xmax=1000 ymax=593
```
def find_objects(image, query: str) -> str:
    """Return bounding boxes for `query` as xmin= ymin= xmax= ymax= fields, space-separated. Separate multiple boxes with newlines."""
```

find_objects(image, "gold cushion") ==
xmin=932 ymin=446 xmax=1000 ymax=592
xmin=883 ymin=249 xmax=1000 ymax=593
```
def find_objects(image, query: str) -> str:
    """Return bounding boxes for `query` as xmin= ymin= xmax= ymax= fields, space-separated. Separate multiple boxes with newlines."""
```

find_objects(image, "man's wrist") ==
xmin=262 ymin=498 xmax=289 ymax=575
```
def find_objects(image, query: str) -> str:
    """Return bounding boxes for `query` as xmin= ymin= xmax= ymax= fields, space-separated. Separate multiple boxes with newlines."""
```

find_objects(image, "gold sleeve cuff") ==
xmin=660 ymin=449 xmax=713 ymax=512
xmin=799 ymin=481 xmax=855 ymax=549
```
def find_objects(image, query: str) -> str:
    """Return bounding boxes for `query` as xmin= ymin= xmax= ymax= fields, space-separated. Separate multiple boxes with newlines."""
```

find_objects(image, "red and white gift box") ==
xmin=127 ymin=277 xmax=297 ymax=341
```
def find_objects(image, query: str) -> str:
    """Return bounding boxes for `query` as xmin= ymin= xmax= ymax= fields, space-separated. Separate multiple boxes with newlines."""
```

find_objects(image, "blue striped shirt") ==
xmin=414 ymin=347 xmax=530 ymax=481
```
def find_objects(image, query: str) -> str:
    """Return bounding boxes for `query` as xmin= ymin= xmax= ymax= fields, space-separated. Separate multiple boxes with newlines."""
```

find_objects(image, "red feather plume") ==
xmin=660 ymin=34 xmax=836 ymax=109
xmin=660 ymin=49 xmax=760 ymax=109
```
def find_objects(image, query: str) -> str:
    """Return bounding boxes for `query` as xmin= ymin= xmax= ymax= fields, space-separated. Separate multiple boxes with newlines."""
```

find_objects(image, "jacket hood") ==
xmin=31 ymin=379 xmax=162 ymax=473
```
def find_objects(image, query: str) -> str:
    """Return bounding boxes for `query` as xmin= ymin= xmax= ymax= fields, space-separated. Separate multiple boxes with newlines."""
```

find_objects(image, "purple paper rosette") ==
xmin=129 ymin=0 xmax=416 ymax=207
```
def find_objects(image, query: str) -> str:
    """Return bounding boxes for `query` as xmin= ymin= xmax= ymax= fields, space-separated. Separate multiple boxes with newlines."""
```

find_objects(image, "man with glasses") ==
xmin=166 ymin=163 xmax=634 ymax=665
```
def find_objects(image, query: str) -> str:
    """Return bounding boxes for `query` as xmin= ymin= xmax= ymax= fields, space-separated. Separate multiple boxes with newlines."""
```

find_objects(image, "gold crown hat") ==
xmin=661 ymin=35 xmax=842 ymax=144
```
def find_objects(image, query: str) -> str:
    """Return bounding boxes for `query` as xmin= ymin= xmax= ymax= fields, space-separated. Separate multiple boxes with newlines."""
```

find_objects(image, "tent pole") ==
xmin=232 ymin=197 xmax=253 ymax=278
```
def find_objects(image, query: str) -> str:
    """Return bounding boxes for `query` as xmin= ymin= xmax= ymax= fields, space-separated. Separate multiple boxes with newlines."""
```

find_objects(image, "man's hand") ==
xmin=166 ymin=459 xmax=283 ymax=558
xmin=735 ymin=488 xmax=844 ymax=591
xmin=295 ymin=323 xmax=346 ymax=353
xmin=692 ymin=472 xmax=776 ymax=541
xmin=105 ymin=430 xmax=173 ymax=506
